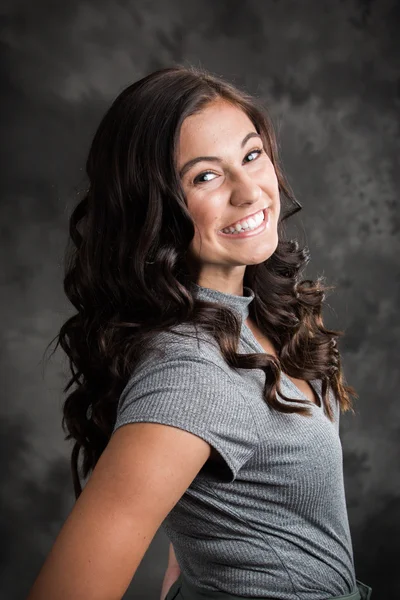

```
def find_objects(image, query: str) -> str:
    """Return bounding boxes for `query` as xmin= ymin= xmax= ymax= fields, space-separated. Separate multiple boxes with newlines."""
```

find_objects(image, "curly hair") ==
xmin=44 ymin=64 xmax=357 ymax=500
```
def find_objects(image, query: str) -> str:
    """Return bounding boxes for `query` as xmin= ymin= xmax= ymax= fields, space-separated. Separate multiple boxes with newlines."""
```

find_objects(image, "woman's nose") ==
xmin=229 ymin=171 xmax=261 ymax=205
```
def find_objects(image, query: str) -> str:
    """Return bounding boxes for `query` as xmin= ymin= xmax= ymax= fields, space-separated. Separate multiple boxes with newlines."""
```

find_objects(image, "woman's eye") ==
xmin=193 ymin=171 xmax=216 ymax=184
xmin=193 ymin=148 xmax=264 ymax=185
xmin=245 ymin=148 xmax=263 ymax=162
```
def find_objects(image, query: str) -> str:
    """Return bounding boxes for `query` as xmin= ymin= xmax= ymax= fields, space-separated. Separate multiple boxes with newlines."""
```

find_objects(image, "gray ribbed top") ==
xmin=112 ymin=283 xmax=357 ymax=599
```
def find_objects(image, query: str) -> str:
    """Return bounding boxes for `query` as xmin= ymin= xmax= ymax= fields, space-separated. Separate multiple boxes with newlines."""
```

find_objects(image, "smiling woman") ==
xmin=31 ymin=65 xmax=372 ymax=600
xmin=176 ymin=98 xmax=280 ymax=293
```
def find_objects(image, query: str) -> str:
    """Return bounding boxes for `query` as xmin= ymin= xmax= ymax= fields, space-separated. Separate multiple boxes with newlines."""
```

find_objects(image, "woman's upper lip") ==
xmin=221 ymin=207 xmax=268 ymax=230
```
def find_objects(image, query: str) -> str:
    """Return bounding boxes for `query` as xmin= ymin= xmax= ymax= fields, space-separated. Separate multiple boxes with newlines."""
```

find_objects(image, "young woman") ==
xmin=28 ymin=65 xmax=372 ymax=600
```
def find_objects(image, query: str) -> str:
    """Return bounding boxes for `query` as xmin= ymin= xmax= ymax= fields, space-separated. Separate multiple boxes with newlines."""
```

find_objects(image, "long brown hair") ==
xmin=44 ymin=65 xmax=357 ymax=500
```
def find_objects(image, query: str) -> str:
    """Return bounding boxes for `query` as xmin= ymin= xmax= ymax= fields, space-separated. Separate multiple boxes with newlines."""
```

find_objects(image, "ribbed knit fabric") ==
xmin=112 ymin=283 xmax=357 ymax=599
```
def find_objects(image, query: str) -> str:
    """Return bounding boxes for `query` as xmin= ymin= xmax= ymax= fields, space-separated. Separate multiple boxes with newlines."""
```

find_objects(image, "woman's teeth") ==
xmin=221 ymin=210 xmax=264 ymax=234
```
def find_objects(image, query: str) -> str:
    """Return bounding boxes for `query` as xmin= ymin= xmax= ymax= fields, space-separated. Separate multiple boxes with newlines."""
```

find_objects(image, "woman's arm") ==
xmin=167 ymin=542 xmax=181 ymax=571
xmin=27 ymin=423 xmax=210 ymax=600
xmin=159 ymin=543 xmax=181 ymax=600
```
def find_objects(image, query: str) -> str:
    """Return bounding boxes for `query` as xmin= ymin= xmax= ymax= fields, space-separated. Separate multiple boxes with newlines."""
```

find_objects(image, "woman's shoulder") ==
xmin=132 ymin=323 xmax=224 ymax=375
xmin=152 ymin=323 xmax=220 ymax=357
xmin=118 ymin=324 xmax=241 ymax=413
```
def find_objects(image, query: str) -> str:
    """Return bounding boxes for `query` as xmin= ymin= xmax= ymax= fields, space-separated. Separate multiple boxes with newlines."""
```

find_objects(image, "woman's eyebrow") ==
xmin=179 ymin=131 xmax=262 ymax=178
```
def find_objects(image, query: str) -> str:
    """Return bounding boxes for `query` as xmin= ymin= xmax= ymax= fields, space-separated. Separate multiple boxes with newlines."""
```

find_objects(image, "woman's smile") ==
xmin=217 ymin=207 xmax=270 ymax=239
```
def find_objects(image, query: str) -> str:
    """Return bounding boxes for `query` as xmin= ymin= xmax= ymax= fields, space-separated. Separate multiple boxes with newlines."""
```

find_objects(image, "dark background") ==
xmin=1 ymin=1 xmax=399 ymax=598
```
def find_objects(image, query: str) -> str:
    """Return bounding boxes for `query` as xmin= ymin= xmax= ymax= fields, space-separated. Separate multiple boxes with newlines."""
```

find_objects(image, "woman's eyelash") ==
xmin=193 ymin=148 xmax=264 ymax=185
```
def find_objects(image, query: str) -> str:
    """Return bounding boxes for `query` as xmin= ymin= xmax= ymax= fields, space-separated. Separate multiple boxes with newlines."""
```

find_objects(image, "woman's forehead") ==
xmin=178 ymin=101 xmax=257 ymax=156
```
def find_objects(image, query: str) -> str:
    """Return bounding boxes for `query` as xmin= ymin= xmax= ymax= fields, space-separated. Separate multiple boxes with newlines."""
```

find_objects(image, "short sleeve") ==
xmin=112 ymin=353 xmax=259 ymax=482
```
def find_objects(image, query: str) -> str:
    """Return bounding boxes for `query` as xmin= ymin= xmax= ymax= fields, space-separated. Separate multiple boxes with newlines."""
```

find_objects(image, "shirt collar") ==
xmin=190 ymin=282 xmax=255 ymax=320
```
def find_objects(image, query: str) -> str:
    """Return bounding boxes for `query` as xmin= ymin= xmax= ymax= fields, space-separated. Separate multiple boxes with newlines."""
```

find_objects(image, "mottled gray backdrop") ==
xmin=1 ymin=0 xmax=399 ymax=599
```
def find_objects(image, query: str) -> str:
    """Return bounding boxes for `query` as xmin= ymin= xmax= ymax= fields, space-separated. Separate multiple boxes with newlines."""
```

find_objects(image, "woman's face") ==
xmin=176 ymin=99 xmax=281 ymax=294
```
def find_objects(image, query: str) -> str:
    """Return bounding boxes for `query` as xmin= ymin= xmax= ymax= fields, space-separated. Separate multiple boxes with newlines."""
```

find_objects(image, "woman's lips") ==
xmin=217 ymin=208 xmax=269 ymax=239
xmin=222 ymin=208 xmax=265 ymax=231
